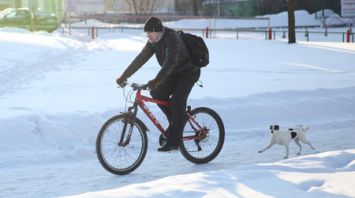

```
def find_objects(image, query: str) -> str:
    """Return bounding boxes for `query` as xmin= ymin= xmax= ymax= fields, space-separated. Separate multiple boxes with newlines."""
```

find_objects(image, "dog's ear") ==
xmin=274 ymin=125 xmax=279 ymax=130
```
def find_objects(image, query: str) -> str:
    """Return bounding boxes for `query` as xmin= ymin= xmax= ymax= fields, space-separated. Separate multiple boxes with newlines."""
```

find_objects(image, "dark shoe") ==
xmin=157 ymin=143 xmax=178 ymax=152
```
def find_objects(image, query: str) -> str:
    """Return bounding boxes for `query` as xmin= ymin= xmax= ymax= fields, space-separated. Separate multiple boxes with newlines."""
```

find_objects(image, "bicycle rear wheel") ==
xmin=180 ymin=107 xmax=225 ymax=164
xmin=96 ymin=114 xmax=148 ymax=175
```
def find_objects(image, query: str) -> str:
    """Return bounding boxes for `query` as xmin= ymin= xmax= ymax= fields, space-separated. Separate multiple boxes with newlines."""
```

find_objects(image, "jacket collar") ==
xmin=155 ymin=27 xmax=166 ymax=43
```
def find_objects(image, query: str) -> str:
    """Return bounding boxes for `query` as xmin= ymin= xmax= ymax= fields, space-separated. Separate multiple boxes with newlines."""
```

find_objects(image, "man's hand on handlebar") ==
xmin=116 ymin=76 xmax=127 ymax=88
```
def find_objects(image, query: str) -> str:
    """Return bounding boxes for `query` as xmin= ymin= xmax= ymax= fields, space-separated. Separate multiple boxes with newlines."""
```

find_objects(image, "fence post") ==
xmin=282 ymin=31 xmax=286 ymax=38
xmin=265 ymin=31 xmax=267 ymax=40
xmin=305 ymin=28 xmax=309 ymax=42
xmin=205 ymin=27 xmax=209 ymax=38
xmin=236 ymin=30 xmax=239 ymax=39
xmin=91 ymin=26 xmax=96 ymax=39
xmin=268 ymin=27 xmax=272 ymax=40
xmin=346 ymin=29 xmax=350 ymax=43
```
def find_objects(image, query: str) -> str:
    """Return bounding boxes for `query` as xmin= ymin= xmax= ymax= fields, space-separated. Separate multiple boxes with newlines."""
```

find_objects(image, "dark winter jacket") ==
xmin=121 ymin=27 xmax=199 ymax=82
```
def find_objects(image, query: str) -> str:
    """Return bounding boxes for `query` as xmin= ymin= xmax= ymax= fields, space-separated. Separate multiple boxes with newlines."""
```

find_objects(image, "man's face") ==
xmin=146 ymin=32 xmax=161 ymax=43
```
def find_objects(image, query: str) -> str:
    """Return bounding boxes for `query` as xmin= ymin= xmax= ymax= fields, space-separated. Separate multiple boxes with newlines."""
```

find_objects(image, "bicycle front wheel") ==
xmin=96 ymin=114 xmax=148 ymax=175
xmin=180 ymin=107 xmax=225 ymax=164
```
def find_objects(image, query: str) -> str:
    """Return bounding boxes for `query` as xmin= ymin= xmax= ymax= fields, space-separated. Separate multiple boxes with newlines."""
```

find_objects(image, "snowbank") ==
xmin=63 ymin=149 xmax=355 ymax=198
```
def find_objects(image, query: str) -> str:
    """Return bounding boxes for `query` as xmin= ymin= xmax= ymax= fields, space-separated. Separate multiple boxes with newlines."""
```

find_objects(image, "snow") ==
xmin=63 ymin=149 xmax=355 ymax=198
xmin=1 ymin=10 xmax=355 ymax=198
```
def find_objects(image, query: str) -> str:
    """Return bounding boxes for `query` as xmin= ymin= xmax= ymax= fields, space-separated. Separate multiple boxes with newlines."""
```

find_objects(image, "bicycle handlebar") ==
xmin=120 ymin=81 xmax=149 ymax=91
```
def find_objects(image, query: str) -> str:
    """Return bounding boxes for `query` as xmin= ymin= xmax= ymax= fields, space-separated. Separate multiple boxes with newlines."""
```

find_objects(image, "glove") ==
xmin=116 ymin=76 xmax=127 ymax=87
xmin=147 ymin=79 xmax=158 ymax=90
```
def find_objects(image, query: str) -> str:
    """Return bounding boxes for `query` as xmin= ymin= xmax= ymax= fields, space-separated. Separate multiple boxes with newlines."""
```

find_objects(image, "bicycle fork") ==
xmin=118 ymin=103 xmax=138 ymax=147
xmin=186 ymin=108 xmax=208 ymax=151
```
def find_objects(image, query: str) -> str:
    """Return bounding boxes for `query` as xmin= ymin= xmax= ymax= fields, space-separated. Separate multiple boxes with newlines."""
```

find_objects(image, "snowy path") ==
xmin=1 ymin=30 xmax=355 ymax=197
xmin=1 ymin=86 xmax=355 ymax=197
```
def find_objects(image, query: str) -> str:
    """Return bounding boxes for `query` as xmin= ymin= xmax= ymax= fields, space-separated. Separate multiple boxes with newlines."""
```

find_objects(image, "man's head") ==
xmin=144 ymin=16 xmax=163 ymax=43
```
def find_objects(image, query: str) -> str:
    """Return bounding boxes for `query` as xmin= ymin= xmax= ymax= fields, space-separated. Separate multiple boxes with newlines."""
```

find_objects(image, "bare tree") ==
xmin=125 ymin=0 xmax=160 ymax=15
xmin=288 ymin=0 xmax=296 ymax=43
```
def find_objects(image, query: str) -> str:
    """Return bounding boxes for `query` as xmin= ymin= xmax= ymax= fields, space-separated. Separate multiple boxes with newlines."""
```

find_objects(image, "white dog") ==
xmin=258 ymin=125 xmax=315 ymax=159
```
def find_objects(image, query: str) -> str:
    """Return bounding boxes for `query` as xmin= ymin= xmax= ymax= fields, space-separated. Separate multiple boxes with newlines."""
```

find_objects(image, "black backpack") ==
xmin=177 ymin=30 xmax=209 ymax=67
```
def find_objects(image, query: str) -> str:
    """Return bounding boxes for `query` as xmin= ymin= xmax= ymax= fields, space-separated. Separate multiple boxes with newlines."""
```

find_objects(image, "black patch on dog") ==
xmin=270 ymin=125 xmax=279 ymax=133
xmin=291 ymin=132 xmax=297 ymax=139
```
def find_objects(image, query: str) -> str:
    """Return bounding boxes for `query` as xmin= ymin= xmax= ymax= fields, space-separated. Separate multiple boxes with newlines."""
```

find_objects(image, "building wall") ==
xmin=65 ymin=0 xmax=105 ymax=15
xmin=0 ymin=0 xmax=14 ymax=10
xmin=63 ymin=0 xmax=174 ymax=15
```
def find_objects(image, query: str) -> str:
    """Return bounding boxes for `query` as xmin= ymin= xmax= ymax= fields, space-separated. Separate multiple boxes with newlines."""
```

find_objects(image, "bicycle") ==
xmin=96 ymin=82 xmax=225 ymax=175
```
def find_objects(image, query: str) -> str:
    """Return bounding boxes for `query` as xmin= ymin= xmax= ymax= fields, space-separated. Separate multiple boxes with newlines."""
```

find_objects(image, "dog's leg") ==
xmin=294 ymin=138 xmax=302 ymax=155
xmin=258 ymin=142 xmax=275 ymax=153
xmin=305 ymin=140 xmax=315 ymax=150
xmin=284 ymin=144 xmax=289 ymax=159
xmin=300 ymin=139 xmax=315 ymax=150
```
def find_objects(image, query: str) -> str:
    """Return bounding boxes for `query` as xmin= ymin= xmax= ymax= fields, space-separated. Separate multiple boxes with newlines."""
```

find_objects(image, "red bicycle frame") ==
xmin=134 ymin=89 xmax=205 ymax=141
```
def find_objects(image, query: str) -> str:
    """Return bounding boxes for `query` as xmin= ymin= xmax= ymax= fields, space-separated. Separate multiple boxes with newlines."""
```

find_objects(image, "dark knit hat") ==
xmin=144 ymin=16 xmax=163 ymax=32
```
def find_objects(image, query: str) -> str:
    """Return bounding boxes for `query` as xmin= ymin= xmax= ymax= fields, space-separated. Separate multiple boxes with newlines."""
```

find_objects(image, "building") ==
xmin=201 ymin=0 xmax=261 ymax=17
xmin=64 ymin=0 xmax=174 ymax=15
xmin=65 ymin=0 xmax=105 ymax=15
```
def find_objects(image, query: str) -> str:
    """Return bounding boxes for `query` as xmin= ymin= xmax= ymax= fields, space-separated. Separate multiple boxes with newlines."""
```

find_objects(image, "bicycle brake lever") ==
xmin=141 ymin=84 xmax=149 ymax=90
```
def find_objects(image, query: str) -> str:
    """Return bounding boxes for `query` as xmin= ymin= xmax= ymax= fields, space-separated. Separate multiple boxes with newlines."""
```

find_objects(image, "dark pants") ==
xmin=150 ymin=70 xmax=200 ymax=146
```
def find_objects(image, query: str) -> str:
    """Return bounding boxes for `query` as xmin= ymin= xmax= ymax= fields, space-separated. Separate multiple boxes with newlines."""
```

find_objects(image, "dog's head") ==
xmin=270 ymin=125 xmax=279 ymax=133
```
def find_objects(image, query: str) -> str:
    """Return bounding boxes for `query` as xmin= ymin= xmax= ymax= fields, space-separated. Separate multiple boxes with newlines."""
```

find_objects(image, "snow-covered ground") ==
xmin=1 ymin=11 xmax=355 ymax=198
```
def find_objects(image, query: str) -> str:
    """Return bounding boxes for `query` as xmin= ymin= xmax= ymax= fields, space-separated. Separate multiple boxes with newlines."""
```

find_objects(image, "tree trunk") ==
xmin=192 ymin=0 xmax=198 ymax=16
xmin=132 ymin=0 xmax=138 ymax=16
xmin=288 ymin=0 xmax=296 ymax=43
xmin=149 ymin=0 xmax=156 ymax=14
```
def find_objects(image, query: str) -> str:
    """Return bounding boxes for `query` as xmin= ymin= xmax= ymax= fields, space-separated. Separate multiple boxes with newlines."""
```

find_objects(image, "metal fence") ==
xmin=60 ymin=25 xmax=355 ymax=43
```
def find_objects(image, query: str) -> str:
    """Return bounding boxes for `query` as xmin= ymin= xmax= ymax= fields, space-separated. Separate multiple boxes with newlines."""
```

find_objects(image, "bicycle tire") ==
xmin=96 ymin=114 xmax=148 ymax=175
xmin=180 ymin=107 xmax=225 ymax=164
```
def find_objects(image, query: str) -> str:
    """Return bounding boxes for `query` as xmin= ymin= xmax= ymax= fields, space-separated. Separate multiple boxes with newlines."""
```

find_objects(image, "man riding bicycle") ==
xmin=116 ymin=16 xmax=200 ymax=152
